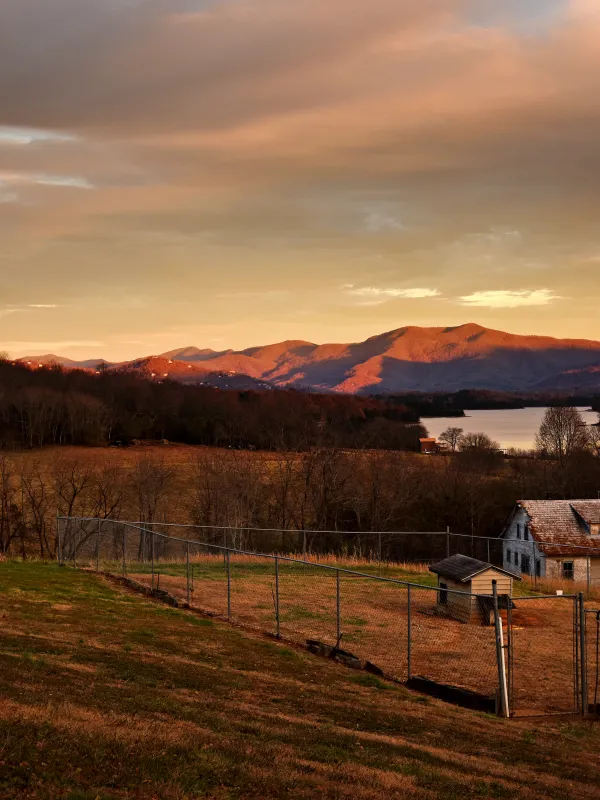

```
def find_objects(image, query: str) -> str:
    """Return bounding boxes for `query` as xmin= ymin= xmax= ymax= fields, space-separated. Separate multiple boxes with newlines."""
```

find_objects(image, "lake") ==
xmin=424 ymin=407 xmax=599 ymax=451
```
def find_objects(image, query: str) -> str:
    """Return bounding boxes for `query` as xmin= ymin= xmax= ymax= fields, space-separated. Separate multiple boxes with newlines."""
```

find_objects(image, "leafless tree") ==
xmin=439 ymin=426 xmax=464 ymax=452
xmin=535 ymin=406 xmax=591 ymax=463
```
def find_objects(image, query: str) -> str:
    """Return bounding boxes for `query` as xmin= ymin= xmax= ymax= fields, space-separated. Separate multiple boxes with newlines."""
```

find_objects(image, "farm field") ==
xmin=82 ymin=549 xmax=579 ymax=717
xmin=2 ymin=563 xmax=600 ymax=800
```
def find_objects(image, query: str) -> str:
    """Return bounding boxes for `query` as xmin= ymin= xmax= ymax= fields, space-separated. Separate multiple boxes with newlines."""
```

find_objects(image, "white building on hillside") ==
xmin=501 ymin=500 xmax=600 ymax=583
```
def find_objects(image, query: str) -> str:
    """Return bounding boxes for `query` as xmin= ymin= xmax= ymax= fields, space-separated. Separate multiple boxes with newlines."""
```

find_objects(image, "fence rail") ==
xmin=57 ymin=516 xmax=594 ymax=719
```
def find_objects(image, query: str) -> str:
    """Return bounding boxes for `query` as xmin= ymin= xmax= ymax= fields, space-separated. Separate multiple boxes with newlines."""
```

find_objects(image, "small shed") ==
xmin=429 ymin=554 xmax=520 ymax=624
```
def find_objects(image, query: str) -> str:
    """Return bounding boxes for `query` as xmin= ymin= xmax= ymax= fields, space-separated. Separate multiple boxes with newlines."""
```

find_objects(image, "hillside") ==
xmin=19 ymin=323 xmax=600 ymax=393
xmin=2 ymin=561 xmax=600 ymax=799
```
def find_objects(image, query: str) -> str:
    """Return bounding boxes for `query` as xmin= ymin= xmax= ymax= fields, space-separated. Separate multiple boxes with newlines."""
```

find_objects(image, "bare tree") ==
xmin=535 ymin=406 xmax=590 ymax=463
xmin=459 ymin=432 xmax=500 ymax=452
xmin=20 ymin=462 xmax=53 ymax=557
xmin=438 ymin=426 xmax=464 ymax=452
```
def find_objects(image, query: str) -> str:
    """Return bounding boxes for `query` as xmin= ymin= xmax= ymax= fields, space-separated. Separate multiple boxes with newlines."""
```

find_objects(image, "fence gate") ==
xmin=506 ymin=594 xmax=580 ymax=717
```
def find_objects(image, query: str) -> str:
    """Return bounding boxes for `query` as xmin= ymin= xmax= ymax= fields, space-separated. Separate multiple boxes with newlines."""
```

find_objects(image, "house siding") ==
xmin=503 ymin=506 xmax=600 ymax=584
xmin=503 ymin=508 xmax=547 ymax=577
xmin=544 ymin=557 xmax=589 ymax=582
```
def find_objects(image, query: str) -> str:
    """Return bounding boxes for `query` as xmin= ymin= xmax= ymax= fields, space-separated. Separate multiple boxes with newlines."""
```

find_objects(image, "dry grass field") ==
xmin=99 ymin=553 xmax=582 ymax=717
xmin=2 ymin=561 xmax=600 ymax=799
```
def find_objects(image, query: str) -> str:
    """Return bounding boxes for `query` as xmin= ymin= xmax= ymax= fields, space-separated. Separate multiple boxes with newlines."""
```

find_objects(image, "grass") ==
xmin=2 ymin=563 xmax=600 ymax=799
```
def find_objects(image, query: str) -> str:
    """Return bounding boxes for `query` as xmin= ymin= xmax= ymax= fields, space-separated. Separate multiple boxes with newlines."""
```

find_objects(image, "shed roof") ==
xmin=429 ymin=554 xmax=519 ymax=583
xmin=504 ymin=500 xmax=600 ymax=556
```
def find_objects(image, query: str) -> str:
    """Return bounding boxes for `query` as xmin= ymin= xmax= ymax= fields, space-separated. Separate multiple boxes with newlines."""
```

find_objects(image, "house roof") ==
xmin=429 ymin=554 xmax=519 ymax=583
xmin=570 ymin=502 xmax=600 ymax=526
xmin=505 ymin=500 xmax=600 ymax=557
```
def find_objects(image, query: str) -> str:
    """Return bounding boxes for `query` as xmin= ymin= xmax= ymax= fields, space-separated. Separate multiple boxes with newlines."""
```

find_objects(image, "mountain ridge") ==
xmin=16 ymin=323 xmax=600 ymax=394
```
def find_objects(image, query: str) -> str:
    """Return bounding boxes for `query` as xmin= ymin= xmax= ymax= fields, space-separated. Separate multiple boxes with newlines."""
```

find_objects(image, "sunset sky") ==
xmin=1 ymin=0 xmax=599 ymax=360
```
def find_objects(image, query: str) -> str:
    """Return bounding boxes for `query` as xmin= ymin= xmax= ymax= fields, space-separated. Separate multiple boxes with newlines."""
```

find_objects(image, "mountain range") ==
xmin=18 ymin=323 xmax=600 ymax=394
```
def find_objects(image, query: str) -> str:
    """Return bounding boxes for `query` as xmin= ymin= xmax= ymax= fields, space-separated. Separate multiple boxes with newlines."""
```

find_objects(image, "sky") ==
xmin=1 ymin=0 xmax=600 ymax=360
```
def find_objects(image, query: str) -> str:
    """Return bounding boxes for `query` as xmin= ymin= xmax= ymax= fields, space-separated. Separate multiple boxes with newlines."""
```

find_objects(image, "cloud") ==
xmin=458 ymin=289 xmax=560 ymax=308
xmin=0 ymin=126 xmax=77 ymax=146
xmin=1 ymin=341 xmax=106 ymax=355
xmin=348 ymin=286 xmax=441 ymax=299
xmin=344 ymin=286 xmax=442 ymax=306
xmin=0 ymin=1 xmax=598 ymax=355
xmin=0 ymin=172 xmax=93 ymax=189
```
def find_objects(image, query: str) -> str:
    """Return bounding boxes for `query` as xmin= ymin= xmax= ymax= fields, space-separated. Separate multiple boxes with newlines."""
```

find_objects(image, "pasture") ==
xmin=92 ymin=550 xmax=582 ymax=717
xmin=2 ymin=561 xmax=600 ymax=799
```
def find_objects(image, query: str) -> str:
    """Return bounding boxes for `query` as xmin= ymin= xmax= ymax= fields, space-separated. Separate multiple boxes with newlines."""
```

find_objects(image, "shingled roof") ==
xmin=429 ymin=554 xmax=519 ymax=583
xmin=505 ymin=500 xmax=600 ymax=557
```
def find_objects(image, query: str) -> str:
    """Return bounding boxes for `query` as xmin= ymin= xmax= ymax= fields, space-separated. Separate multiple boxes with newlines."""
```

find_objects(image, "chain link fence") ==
xmin=585 ymin=608 xmax=600 ymax=718
xmin=58 ymin=517 xmax=594 ymax=718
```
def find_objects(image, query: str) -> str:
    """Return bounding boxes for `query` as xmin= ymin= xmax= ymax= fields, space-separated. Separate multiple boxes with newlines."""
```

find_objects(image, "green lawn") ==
xmin=1 ymin=562 xmax=600 ymax=799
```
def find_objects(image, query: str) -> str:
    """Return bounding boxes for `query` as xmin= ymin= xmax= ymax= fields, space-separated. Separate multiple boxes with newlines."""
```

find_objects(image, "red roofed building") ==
xmin=501 ymin=500 xmax=600 ymax=583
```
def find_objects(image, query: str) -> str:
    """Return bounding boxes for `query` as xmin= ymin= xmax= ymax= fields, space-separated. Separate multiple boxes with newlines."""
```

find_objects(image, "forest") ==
xmin=0 ymin=359 xmax=424 ymax=451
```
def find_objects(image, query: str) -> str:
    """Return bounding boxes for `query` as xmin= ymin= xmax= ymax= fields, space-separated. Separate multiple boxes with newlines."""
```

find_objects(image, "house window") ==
xmin=535 ymin=560 xmax=541 ymax=577
xmin=562 ymin=562 xmax=574 ymax=581
xmin=514 ymin=552 xmax=519 ymax=566
xmin=591 ymin=524 xmax=600 ymax=537
xmin=507 ymin=548 xmax=512 ymax=562
xmin=524 ymin=524 xmax=530 ymax=541
xmin=439 ymin=582 xmax=448 ymax=606
xmin=521 ymin=554 xmax=531 ymax=575
xmin=516 ymin=524 xmax=521 ymax=540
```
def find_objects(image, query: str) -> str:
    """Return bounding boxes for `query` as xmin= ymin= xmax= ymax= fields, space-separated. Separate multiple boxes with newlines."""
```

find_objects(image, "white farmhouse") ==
xmin=501 ymin=500 xmax=600 ymax=583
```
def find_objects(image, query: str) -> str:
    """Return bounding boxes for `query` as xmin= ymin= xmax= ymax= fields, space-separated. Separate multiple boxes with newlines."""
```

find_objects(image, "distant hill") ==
xmin=18 ymin=323 xmax=600 ymax=394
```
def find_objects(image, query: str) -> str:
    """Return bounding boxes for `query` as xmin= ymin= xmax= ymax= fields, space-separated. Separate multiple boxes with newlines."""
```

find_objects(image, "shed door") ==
xmin=590 ymin=558 xmax=600 ymax=583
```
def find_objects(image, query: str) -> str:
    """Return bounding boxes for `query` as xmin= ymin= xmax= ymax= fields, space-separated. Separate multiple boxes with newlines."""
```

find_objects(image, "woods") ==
xmin=0 ymin=359 xmax=424 ymax=452
xmin=3 ymin=428 xmax=600 ymax=560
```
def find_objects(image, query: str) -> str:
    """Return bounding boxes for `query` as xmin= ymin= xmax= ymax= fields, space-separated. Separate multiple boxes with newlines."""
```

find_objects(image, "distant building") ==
xmin=501 ymin=500 xmax=600 ymax=583
xmin=419 ymin=437 xmax=439 ymax=454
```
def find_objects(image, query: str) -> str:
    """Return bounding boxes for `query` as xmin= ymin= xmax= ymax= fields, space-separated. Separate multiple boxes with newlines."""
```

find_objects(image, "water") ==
xmin=424 ymin=407 xmax=599 ymax=451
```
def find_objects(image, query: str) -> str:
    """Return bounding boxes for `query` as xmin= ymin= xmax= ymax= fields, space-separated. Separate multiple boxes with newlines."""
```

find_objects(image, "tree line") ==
xmin=3 ymin=408 xmax=600 ymax=559
xmin=0 ymin=359 xmax=425 ymax=451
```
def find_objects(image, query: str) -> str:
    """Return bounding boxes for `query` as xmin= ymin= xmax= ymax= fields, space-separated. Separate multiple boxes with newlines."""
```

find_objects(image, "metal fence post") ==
xmin=532 ymin=540 xmax=536 ymax=587
xmin=407 ymin=584 xmax=412 ymax=680
xmin=56 ymin=516 xmax=61 ymax=565
xmin=122 ymin=529 xmax=126 ymax=577
xmin=226 ymin=548 xmax=231 ymax=619
xmin=336 ymin=569 xmax=341 ymax=646
xmin=587 ymin=557 xmax=591 ymax=600
xmin=186 ymin=542 xmax=191 ymax=606
xmin=446 ymin=526 xmax=450 ymax=558
xmin=492 ymin=580 xmax=509 ymax=718
xmin=487 ymin=537 xmax=491 ymax=564
xmin=96 ymin=519 xmax=101 ymax=572
xmin=579 ymin=592 xmax=588 ymax=716
xmin=151 ymin=530 xmax=155 ymax=590
xmin=275 ymin=556 xmax=281 ymax=639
